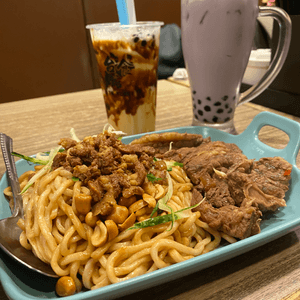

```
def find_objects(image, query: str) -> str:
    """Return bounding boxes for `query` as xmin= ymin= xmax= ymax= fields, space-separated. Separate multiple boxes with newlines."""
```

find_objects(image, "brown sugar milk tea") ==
xmin=181 ymin=0 xmax=291 ymax=133
xmin=87 ymin=22 xmax=163 ymax=135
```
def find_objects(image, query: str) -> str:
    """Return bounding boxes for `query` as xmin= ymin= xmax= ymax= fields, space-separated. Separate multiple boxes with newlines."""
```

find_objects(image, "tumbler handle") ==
xmin=238 ymin=7 xmax=292 ymax=106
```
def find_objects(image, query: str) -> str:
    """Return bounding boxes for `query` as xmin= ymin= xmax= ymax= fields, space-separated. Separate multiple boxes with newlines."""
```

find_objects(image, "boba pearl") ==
xmin=222 ymin=95 xmax=228 ymax=101
xmin=192 ymin=91 xmax=238 ymax=123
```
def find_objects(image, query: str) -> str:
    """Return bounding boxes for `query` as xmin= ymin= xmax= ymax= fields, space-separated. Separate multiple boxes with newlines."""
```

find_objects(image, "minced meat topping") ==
xmin=52 ymin=132 xmax=158 ymax=217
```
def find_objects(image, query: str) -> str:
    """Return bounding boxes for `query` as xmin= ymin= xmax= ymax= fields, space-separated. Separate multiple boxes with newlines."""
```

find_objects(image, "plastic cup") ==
xmin=87 ymin=21 xmax=164 ymax=135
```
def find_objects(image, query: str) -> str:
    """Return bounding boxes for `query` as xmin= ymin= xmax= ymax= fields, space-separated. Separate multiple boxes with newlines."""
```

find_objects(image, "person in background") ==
xmin=158 ymin=24 xmax=185 ymax=79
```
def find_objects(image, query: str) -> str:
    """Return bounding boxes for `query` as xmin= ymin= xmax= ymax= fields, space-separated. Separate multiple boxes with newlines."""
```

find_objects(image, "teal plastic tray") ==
xmin=0 ymin=111 xmax=300 ymax=300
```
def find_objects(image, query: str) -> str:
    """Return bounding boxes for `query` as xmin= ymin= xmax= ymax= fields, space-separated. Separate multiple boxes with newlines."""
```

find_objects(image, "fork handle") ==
xmin=0 ymin=133 xmax=23 ymax=217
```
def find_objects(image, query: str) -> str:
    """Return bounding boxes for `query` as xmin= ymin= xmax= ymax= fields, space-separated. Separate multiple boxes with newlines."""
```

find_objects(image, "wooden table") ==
xmin=1 ymin=79 xmax=300 ymax=300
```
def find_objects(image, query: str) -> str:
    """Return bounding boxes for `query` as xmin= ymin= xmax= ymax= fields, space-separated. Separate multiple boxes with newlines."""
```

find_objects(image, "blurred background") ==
xmin=1 ymin=0 xmax=298 ymax=117
xmin=0 ymin=0 xmax=181 ymax=103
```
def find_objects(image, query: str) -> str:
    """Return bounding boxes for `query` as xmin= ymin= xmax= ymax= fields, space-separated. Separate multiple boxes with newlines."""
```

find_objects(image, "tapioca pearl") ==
xmin=133 ymin=36 xmax=140 ymax=43
xmin=206 ymin=97 xmax=211 ymax=101
xmin=204 ymin=106 xmax=211 ymax=112
xmin=194 ymin=113 xmax=199 ymax=120
xmin=222 ymin=95 xmax=228 ymax=101
xmin=225 ymin=104 xmax=229 ymax=109
xmin=212 ymin=116 xmax=218 ymax=122
xmin=233 ymin=96 xmax=236 ymax=100
xmin=193 ymin=90 xmax=196 ymax=95
xmin=147 ymin=34 xmax=156 ymax=43
xmin=198 ymin=99 xmax=201 ymax=105
xmin=204 ymin=119 xmax=209 ymax=122
xmin=198 ymin=109 xmax=203 ymax=116
xmin=217 ymin=108 xmax=224 ymax=114
xmin=214 ymin=102 xmax=221 ymax=106
xmin=224 ymin=117 xmax=230 ymax=122
xmin=228 ymin=108 xmax=233 ymax=113
xmin=193 ymin=102 xmax=196 ymax=109
xmin=141 ymin=40 xmax=147 ymax=47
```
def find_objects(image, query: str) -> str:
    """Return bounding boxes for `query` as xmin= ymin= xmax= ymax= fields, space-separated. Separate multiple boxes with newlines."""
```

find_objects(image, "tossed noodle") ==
xmin=4 ymin=157 xmax=236 ymax=295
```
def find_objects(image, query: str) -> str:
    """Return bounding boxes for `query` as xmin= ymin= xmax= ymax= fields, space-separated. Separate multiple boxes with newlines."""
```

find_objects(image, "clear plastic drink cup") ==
xmin=87 ymin=22 xmax=164 ymax=135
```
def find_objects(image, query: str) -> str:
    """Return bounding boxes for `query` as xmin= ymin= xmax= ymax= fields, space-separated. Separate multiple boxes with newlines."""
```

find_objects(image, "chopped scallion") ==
xmin=70 ymin=128 xmax=80 ymax=142
xmin=127 ymin=202 xmax=201 ymax=230
xmin=147 ymin=173 xmax=162 ymax=183
xmin=11 ymin=152 xmax=48 ymax=165
xmin=21 ymin=146 xmax=62 ymax=194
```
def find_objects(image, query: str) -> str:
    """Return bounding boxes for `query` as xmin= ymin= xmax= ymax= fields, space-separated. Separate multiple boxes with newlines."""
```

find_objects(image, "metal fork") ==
xmin=0 ymin=133 xmax=57 ymax=277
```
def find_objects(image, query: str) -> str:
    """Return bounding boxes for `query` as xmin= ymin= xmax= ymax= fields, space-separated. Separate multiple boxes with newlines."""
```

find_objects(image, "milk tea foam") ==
xmin=88 ymin=23 xmax=162 ymax=135
xmin=181 ymin=0 xmax=258 ymax=124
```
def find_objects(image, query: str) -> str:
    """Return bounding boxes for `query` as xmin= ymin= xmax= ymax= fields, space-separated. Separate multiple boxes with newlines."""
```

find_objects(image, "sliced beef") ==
xmin=161 ymin=139 xmax=291 ymax=239
xmin=250 ymin=157 xmax=292 ymax=198
xmin=161 ymin=146 xmax=202 ymax=163
xmin=242 ymin=183 xmax=286 ymax=212
xmin=192 ymin=188 xmax=262 ymax=240
xmin=227 ymin=170 xmax=251 ymax=207
xmin=163 ymin=141 xmax=250 ymax=186
xmin=117 ymin=143 xmax=155 ymax=156
xmin=226 ymin=156 xmax=291 ymax=212
xmin=206 ymin=176 xmax=235 ymax=208
xmin=130 ymin=132 xmax=208 ymax=155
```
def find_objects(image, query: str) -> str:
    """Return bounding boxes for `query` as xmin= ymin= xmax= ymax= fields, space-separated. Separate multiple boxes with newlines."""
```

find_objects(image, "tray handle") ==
xmin=239 ymin=111 xmax=300 ymax=165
